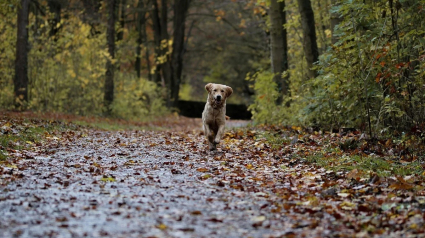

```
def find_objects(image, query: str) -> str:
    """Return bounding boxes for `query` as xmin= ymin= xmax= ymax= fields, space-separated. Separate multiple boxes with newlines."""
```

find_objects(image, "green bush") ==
xmin=112 ymin=73 xmax=168 ymax=121
xmin=247 ymin=71 xmax=280 ymax=124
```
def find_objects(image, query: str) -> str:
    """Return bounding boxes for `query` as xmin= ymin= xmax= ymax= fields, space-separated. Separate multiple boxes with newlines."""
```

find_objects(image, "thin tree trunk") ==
xmin=104 ymin=0 xmax=117 ymax=114
xmin=47 ymin=0 xmax=61 ymax=38
xmin=316 ymin=0 xmax=328 ymax=53
xmin=279 ymin=1 xmax=289 ymax=97
xmin=81 ymin=0 xmax=101 ymax=36
xmin=144 ymin=24 xmax=152 ymax=81
xmin=14 ymin=0 xmax=30 ymax=107
xmin=160 ymin=0 xmax=173 ymax=107
xmin=297 ymin=0 xmax=319 ymax=79
xmin=151 ymin=0 xmax=163 ymax=84
xmin=152 ymin=0 xmax=173 ymax=107
xmin=171 ymin=0 xmax=190 ymax=108
xmin=160 ymin=0 xmax=168 ymax=40
xmin=117 ymin=0 xmax=126 ymax=41
xmin=269 ymin=0 xmax=289 ymax=104
xmin=135 ymin=0 xmax=146 ymax=78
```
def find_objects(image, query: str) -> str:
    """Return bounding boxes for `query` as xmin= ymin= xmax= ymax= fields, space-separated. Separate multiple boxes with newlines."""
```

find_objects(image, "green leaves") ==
xmin=247 ymin=70 xmax=281 ymax=124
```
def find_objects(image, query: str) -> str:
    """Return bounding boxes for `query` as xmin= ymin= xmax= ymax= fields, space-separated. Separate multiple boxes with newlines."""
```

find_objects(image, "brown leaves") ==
xmin=2 ymin=114 xmax=425 ymax=237
xmin=196 ymin=168 xmax=209 ymax=172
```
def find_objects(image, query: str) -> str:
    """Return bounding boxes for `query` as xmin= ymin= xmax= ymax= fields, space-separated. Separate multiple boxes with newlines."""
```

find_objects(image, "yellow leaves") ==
xmin=67 ymin=69 xmax=76 ymax=78
xmin=156 ymin=223 xmax=167 ymax=230
xmin=100 ymin=176 xmax=116 ymax=182
xmin=304 ymin=196 xmax=320 ymax=206
xmin=160 ymin=39 xmax=173 ymax=50
xmin=65 ymin=41 xmax=72 ymax=49
xmin=150 ymin=65 xmax=157 ymax=75
xmin=340 ymin=201 xmax=356 ymax=210
xmin=1 ymin=122 xmax=12 ymax=129
xmin=325 ymin=29 xmax=332 ymax=38
xmin=156 ymin=55 xmax=168 ymax=64
xmin=214 ymin=9 xmax=225 ymax=21
xmin=6 ymin=164 xmax=18 ymax=169
xmin=291 ymin=126 xmax=302 ymax=131
xmin=154 ymin=39 xmax=174 ymax=64
xmin=253 ymin=6 xmax=267 ymax=16
xmin=239 ymin=19 xmax=247 ymax=28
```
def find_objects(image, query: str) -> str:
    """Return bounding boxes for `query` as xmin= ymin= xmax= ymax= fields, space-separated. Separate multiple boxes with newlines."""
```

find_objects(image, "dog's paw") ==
xmin=209 ymin=142 xmax=217 ymax=151
xmin=214 ymin=139 xmax=220 ymax=144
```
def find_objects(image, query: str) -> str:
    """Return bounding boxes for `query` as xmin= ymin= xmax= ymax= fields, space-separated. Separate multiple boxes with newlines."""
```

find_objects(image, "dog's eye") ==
xmin=213 ymin=89 xmax=217 ymax=92
xmin=221 ymin=90 xmax=224 ymax=92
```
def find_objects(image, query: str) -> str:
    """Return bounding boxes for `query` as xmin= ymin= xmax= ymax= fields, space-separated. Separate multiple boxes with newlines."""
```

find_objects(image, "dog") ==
xmin=202 ymin=83 xmax=233 ymax=151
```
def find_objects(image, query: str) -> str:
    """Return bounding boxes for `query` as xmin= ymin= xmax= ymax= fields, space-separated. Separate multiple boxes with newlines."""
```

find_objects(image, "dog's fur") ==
xmin=202 ymin=83 xmax=233 ymax=151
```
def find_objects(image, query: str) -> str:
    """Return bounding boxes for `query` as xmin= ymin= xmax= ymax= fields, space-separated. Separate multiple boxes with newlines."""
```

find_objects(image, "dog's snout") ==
xmin=216 ymin=95 xmax=222 ymax=101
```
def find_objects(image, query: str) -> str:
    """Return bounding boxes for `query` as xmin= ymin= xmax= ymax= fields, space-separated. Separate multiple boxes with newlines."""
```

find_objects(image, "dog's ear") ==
xmin=226 ymin=86 xmax=233 ymax=97
xmin=205 ymin=83 xmax=213 ymax=93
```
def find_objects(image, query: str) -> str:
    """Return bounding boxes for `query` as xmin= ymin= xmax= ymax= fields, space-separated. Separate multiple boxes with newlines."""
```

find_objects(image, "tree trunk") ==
xmin=316 ymin=0 xmax=328 ymax=53
xmin=297 ymin=0 xmax=319 ymax=79
xmin=160 ymin=0 xmax=173 ymax=107
xmin=279 ymin=0 xmax=289 ymax=96
xmin=47 ymin=0 xmax=61 ymax=38
xmin=104 ymin=0 xmax=117 ymax=114
xmin=135 ymin=0 xmax=146 ymax=78
xmin=152 ymin=0 xmax=173 ymax=107
xmin=151 ymin=0 xmax=163 ymax=84
xmin=81 ymin=0 xmax=101 ymax=36
xmin=117 ymin=0 xmax=126 ymax=41
xmin=14 ymin=0 xmax=30 ymax=107
xmin=144 ymin=23 xmax=152 ymax=81
xmin=170 ymin=0 xmax=190 ymax=108
xmin=269 ymin=0 xmax=289 ymax=104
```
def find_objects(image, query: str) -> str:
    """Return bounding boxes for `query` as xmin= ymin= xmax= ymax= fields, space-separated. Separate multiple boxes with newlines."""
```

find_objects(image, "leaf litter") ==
xmin=1 ymin=113 xmax=425 ymax=237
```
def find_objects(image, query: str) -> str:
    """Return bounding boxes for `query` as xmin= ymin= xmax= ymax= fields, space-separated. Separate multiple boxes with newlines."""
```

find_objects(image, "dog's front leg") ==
xmin=214 ymin=125 xmax=225 ymax=145
xmin=205 ymin=125 xmax=216 ymax=150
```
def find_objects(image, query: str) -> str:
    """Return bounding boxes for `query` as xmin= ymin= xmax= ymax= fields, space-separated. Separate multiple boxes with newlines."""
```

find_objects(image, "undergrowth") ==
xmin=257 ymin=128 xmax=425 ymax=178
xmin=304 ymin=153 xmax=424 ymax=178
xmin=0 ymin=119 xmax=72 ymax=161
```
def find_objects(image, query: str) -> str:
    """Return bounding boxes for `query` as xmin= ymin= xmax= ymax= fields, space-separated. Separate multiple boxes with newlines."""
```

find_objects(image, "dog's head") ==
xmin=205 ymin=83 xmax=233 ymax=106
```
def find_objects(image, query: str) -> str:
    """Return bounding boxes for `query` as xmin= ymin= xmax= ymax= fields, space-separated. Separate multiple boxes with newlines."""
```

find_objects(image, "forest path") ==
xmin=1 ymin=115 xmax=424 ymax=237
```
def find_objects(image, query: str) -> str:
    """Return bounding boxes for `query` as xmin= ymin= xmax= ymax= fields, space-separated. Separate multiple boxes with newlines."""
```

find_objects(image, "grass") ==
xmin=0 ymin=150 xmax=6 ymax=161
xmin=260 ymin=131 xmax=292 ymax=149
xmin=304 ymin=152 xmax=424 ymax=177
xmin=0 ymin=119 xmax=72 ymax=161
xmin=261 ymin=130 xmax=425 ymax=178
xmin=73 ymin=120 xmax=154 ymax=131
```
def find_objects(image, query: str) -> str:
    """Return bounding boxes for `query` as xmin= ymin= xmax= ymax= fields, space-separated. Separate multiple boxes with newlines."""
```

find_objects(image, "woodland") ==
xmin=1 ymin=0 xmax=425 ymax=237
xmin=1 ymin=0 xmax=423 ymax=135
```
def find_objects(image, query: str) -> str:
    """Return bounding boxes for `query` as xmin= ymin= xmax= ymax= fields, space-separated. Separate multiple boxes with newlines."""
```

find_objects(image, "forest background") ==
xmin=1 ymin=0 xmax=425 ymax=137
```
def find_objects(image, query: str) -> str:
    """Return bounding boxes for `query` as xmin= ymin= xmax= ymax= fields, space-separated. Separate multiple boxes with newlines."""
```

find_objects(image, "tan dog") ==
xmin=202 ymin=83 xmax=233 ymax=151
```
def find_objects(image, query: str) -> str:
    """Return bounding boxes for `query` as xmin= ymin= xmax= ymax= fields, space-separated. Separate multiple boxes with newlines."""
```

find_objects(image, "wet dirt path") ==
xmin=1 ymin=124 xmax=297 ymax=238
xmin=2 ymin=118 xmax=424 ymax=238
